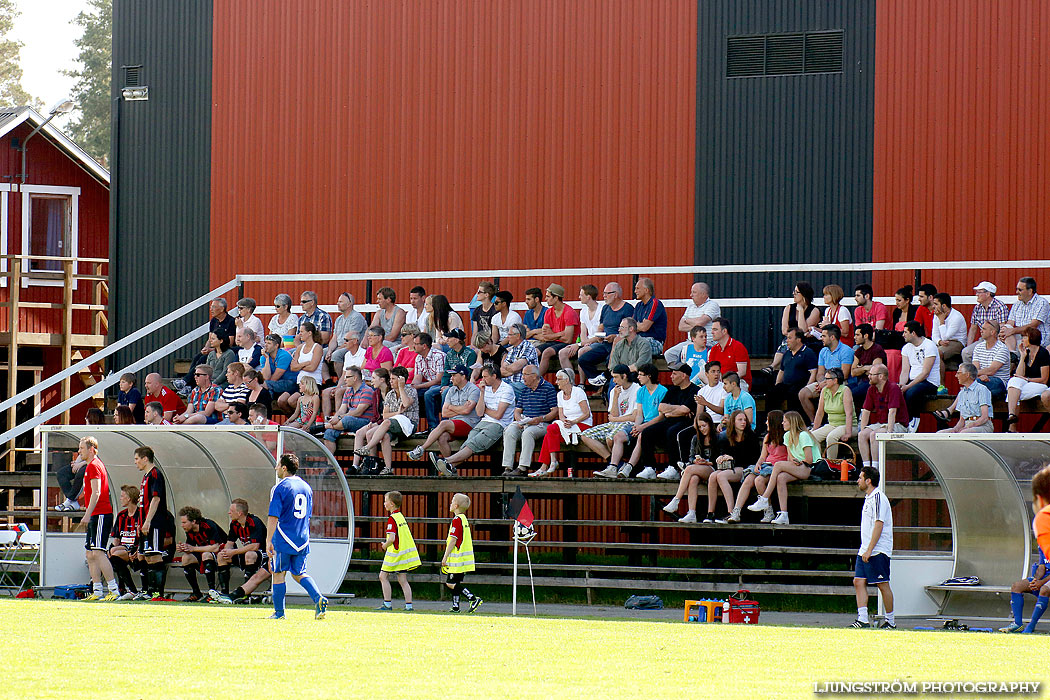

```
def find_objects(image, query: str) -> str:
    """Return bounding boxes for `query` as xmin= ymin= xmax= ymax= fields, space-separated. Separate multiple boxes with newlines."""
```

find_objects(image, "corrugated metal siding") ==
xmin=695 ymin=0 xmax=875 ymax=354
xmin=0 ymin=122 xmax=109 ymax=337
xmin=211 ymin=0 xmax=696 ymax=315
xmin=873 ymin=0 xmax=1050 ymax=300
xmin=111 ymin=0 xmax=212 ymax=372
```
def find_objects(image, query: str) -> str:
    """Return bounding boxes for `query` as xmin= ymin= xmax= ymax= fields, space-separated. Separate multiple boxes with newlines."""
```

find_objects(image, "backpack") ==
xmin=624 ymin=595 xmax=663 ymax=610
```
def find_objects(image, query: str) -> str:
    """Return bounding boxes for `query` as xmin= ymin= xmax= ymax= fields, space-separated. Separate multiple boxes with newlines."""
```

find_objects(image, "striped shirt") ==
xmin=219 ymin=382 xmax=251 ymax=405
xmin=515 ymin=379 xmax=558 ymax=419
xmin=1008 ymin=293 xmax=1050 ymax=346
xmin=415 ymin=347 xmax=446 ymax=383
xmin=503 ymin=341 xmax=539 ymax=382
xmin=969 ymin=297 xmax=1009 ymax=329
xmin=340 ymin=383 xmax=377 ymax=423
xmin=971 ymin=339 xmax=1011 ymax=384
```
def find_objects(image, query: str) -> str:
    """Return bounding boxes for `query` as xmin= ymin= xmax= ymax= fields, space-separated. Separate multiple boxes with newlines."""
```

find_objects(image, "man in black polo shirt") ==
xmin=765 ymin=328 xmax=817 ymax=414
xmin=217 ymin=498 xmax=272 ymax=604
xmin=177 ymin=506 xmax=228 ymax=602
xmin=634 ymin=364 xmax=698 ymax=479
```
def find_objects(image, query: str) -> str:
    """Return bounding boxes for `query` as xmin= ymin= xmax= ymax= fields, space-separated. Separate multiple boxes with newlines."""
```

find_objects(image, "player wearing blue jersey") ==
xmin=265 ymin=454 xmax=328 ymax=620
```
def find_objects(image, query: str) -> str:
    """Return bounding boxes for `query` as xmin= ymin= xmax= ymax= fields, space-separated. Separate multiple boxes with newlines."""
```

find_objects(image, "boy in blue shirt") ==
xmin=266 ymin=454 xmax=327 ymax=620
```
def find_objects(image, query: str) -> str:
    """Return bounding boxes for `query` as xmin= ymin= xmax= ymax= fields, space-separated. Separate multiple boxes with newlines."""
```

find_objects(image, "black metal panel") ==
xmin=110 ymin=0 xmax=212 ymax=374
xmin=695 ymin=0 xmax=875 ymax=355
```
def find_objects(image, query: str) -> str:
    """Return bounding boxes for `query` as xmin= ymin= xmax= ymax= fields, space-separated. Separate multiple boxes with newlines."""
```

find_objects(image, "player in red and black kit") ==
xmin=135 ymin=446 xmax=175 ymax=600
xmin=108 ymin=484 xmax=143 ymax=600
xmin=217 ymin=498 xmax=272 ymax=604
xmin=177 ymin=506 xmax=228 ymax=602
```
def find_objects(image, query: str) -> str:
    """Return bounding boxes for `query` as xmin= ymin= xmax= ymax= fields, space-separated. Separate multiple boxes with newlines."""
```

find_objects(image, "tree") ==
xmin=64 ymin=0 xmax=111 ymax=166
xmin=0 ymin=0 xmax=39 ymax=108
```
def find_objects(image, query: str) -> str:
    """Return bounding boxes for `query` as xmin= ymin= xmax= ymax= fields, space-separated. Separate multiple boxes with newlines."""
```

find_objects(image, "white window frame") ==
xmin=17 ymin=184 xmax=80 ymax=288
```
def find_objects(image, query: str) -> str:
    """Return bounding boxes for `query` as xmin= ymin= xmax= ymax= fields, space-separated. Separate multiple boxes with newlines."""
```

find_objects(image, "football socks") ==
xmin=273 ymin=582 xmax=287 ymax=617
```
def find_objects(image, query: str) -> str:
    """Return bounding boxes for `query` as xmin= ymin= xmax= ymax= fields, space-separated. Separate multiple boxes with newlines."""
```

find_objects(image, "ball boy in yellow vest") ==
xmin=440 ymin=493 xmax=483 ymax=613
xmin=379 ymin=491 xmax=420 ymax=611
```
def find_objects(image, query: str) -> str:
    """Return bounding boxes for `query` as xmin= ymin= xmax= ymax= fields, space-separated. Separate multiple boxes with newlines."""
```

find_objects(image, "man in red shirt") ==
xmin=75 ymin=436 xmax=120 ymax=601
xmin=853 ymin=284 xmax=891 ymax=330
xmin=856 ymin=365 xmax=909 ymax=469
xmin=708 ymin=317 xmax=751 ymax=388
xmin=535 ymin=284 xmax=580 ymax=375
xmin=144 ymin=372 xmax=185 ymax=422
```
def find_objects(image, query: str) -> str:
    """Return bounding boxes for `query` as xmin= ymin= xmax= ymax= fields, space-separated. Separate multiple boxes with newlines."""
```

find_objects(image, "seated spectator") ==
xmin=328 ymin=292 xmax=368 ymax=374
xmin=431 ymin=365 xmax=516 ymax=476
xmin=890 ymin=285 xmax=918 ymax=333
xmin=935 ymin=363 xmax=993 ymax=434
xmin=297 ymin=291 xmax=333 ymax=379
xmin=259 ymin=333 xmax=298 ymax=399
xmin=424 ymin=294 xmax=464 ymax=350
xmin=695 ymin=361 xmax=727 ymax=424
xmin=471 ymin=332 xmax=507 ymax=382
xmin=849 ymin=324 xmax=887 ymax=407
xmin=821 ymin=284 xmax=852 ymax=344
xmin=144 ymin=372 xmax=185 ymax=422
xmin=747 ymin=411 xmax=830 ymax=525
xmin=179 ymin=298 xmax=236 ymax=393
xmin=114 ymin=405 xmax=135 ymax=425
xmin=496 ymin=364 xmax=562 ymax=476
xmin=374 ymin=287 xmax=407 ymax=349
xmin=471 ymin=282 xmax=499 ymax=340
xmin=579 ymin=283 xmax=634 ymax=387
xmin=500 ymin=323 xmax=539 ymax=397
xmin=349 ymin=369 xmax=392 ymax=473
xmin=173 ymin=365 xmax=219 ymax=424
xmin=810 ymin=368 xmax=855 ymax=449
xmin=853 ymin=284 xmax=890 ymax=331
xmin=659 ymin=412 xmax=719 ymax=516
xmin=595 ymin=363 xmax=665 ymax=478
xmin=322 ymin=332 xmax=365 ymax=414
xmin=205 ymin=331 xmax=238 ymax=389
xmin=528 ymin=369 xmax=591 ymax=477
xmin=900 ymin=320 xmax=940 ymax=430
xmin=728 ymin=410 xmax=787 ymax=523
xmin=223 ymin=402 xmax=250 ymax=426
xmin=915 ymin=284 xmax=937 ymax=337
xmin=412 ymin=332 xmax=445 ymax=430
xmin=764 ymin=329 xmax=816 ymax=414
xmin=931 ymin=292 xmax=967 ymax=367
xmin=117 ymin=372 xmax=144 ymax=424
xmin=242 ymin=369 xmax=273 ymax=411
xmin=521 ymin=287 xmax=547 ymax=343
xmin=632 ymin=277 xmax=668 ymax=355
xmin=267 ymin=293 xmax=299 ymax=347
xmin=857 ymin=365 xmax=909 ymax=468
xmin=144 ymin=401 xmax=171 ymax=426
xmin=626 ymin=364 xmax=697 ymax=479
xmin=680 ymin=326 xmax=709 ymax=386
xmin=491 ymin=291 xmax=522 ymax=345
xmin=423 ymin=328 xmax=476 ymax=431
xmin=1002 ymin=276 xmax=1050 ymax=352
xmin=284 ymin=376 xmax=320 ymax=431
xmin=249 ymin=401 xmax=278 ymax=427
xmin=799 ymin=325 xmax=855 ymax=421
xmin=701 ymin=409 xmax=761 ymax=524
xmin=962 ymin=282 xmax=1010 ymax=363
xmin=321 ymin=366 xmax=376 ymax=454
xmin=971 ymin=320 xmax=1011 ymax=400
xmin=393 ymin=324 xmax=421 ymax=382
xmin=85 ymin=407 xmax=104 ymax=424
xmin=601 ymin=317 xmax=652 ymax=390
xmin=558 ymin=285 xmax=602 ymax=378
xmin=277 ymin=322 xmax=323 ymax=412
xmin=721 ymin=372 xmax=757 ymax=430
xmin=535 ymin=284 xmax=580 ymax=375
xmin=664 ymin=282 xmax=719 ymax=366
xmin=409 ymin=366 xmax=483 ymax=463
xmin=404 ymin=287 xmax=429 ymax=330
xmin=236 ymin=328 xmax=263 ymax=370
xmin=1007 ymin=328 xmax=1050 ymax=431
xmin=708 ymin=317 xmax=751 ymax=388
xmin=213 ymin=362 xmax=250 ymax=414
xmin=363 ymin=326 xmax=395 ymax=381
xmin=783 ymin=280 xmax=821 ymax=346
xmin=579 ymin=365 xmax=639 ymax=477
xmin=353 ymin=367 xmax=417 ymax=475
xmin=234 ymin=297 xmax=265 ymax=343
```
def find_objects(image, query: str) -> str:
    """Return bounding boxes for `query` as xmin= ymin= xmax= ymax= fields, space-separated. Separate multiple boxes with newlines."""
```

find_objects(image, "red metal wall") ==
xmin=873 ymin=0 xmax=1050 ymax=299
xmin=210 ymin=0 xmax=696 ymax=314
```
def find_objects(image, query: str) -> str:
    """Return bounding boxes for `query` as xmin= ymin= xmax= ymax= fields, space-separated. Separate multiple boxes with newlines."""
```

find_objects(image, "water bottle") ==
xmin=567 ymin=466 xmax=574 ymax=478
xmin=722 ymin=600 xmax=731 ymax=623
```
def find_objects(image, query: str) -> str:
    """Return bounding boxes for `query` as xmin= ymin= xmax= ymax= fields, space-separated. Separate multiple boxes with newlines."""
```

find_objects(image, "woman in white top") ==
xmin=491 ymin=291 xmax=523 ymax=345
xmin=277 ymin=321 xmax=323 ymax=413
xmin=580 ymin=364 xmax=638 ymax=469
xmin=424 ymin=294 xmax=464 ymax=350
xmin=530 ymin=369 xmax=591 ymax=477
xmin=267 ymin=293 xmax=299 ymax=344
xmin=558 ymin=284 xmax=603 ymax=380
xmin=819 ymin=284 xmax=852 ymax=343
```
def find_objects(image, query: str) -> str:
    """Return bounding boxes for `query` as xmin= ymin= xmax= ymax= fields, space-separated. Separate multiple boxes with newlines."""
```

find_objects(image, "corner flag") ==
xmin=507 ymin=486 xmax=534 ymax=527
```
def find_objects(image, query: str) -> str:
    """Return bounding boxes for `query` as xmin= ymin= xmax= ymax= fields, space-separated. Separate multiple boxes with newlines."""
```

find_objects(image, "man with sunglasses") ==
xmin=173 ymin=365 xmax=219 ymax=425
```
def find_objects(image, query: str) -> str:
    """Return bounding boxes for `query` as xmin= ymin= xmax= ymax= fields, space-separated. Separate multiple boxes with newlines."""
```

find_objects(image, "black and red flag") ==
xmin=507 ymin=486 xmax=534 ymax=527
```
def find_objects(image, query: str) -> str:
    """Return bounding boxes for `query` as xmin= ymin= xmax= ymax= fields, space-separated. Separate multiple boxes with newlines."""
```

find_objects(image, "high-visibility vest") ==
xmin=444 ymin=513 xmax=475 ymax=573
xmin=382 ymin=511 xmax=420 ymax=572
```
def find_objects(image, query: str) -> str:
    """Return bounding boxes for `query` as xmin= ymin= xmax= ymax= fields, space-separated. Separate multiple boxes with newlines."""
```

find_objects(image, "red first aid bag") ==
xmin=725 ymin=589 xmax=760 ymax=624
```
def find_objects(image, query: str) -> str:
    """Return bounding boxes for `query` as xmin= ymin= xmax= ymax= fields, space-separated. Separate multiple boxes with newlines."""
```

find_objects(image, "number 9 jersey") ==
xmin=269 ymin=474 xmax=312 ymax=555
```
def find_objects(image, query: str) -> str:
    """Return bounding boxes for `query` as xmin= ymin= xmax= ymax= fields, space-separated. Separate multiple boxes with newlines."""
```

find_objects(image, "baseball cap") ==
xmin=671 ymin=363 xmax=691 ymax=374
xmin=451 ymin=365 xmax=470 ymax=377
xmin=973 ymin=281 xmax=997 ymax=294
xmin=446 ymin=328 xmax=466 ymax=341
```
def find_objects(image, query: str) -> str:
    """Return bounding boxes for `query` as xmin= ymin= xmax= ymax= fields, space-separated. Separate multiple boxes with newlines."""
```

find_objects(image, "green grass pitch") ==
xmin=3 ymin=599 xmax=1040 ymax=699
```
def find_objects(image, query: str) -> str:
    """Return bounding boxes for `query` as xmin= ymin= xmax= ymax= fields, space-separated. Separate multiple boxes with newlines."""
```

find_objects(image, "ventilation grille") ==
xmin=726 ymin=31 xmax=843 ymax=78
xmin=123 ymin=65 xmax=142 ymax=87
